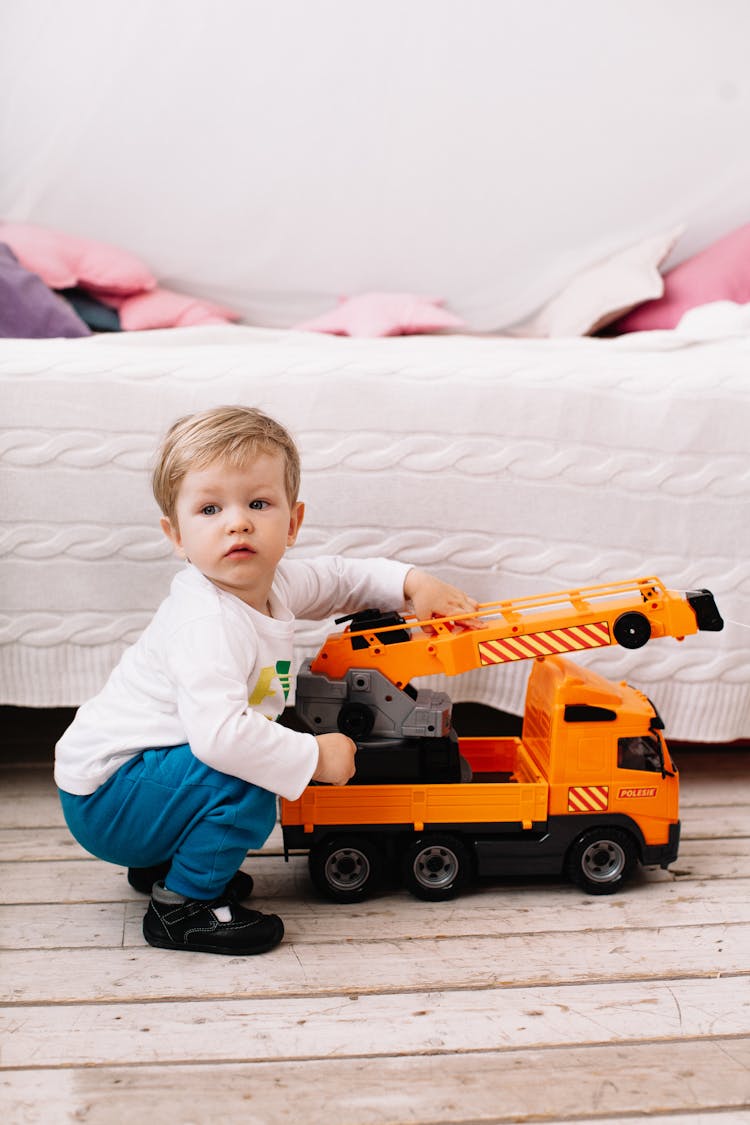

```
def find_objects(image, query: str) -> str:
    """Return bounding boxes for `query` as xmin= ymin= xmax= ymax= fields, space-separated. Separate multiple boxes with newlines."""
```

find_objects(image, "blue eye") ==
xmin=201 ymin=504 xmax=219 ymax=515
xmin=249 ymin=500 xmax=269 ymax=510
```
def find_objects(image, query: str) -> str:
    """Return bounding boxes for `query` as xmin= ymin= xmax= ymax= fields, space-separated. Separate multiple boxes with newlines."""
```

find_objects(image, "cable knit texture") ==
xmin=2 ymin=324 xmax=748 ymax=742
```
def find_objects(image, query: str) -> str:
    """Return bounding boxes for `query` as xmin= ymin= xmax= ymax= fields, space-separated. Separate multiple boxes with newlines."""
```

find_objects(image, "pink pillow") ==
xmin=0 ymin=222 xmax=156 ymax=295
xmin=614 ymin=223 xmax=750 ymax=332
xmin=295 ymin=293 xmax=465 ymax=337
xmin=100 ymin=286 xmax=239 ymax=330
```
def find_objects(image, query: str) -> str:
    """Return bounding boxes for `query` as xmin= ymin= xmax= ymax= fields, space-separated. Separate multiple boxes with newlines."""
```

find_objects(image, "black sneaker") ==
xmin=143 ymin=881 xmax=284 ymax=955
xmin=128 ymin=864 xmax=254 ymax=901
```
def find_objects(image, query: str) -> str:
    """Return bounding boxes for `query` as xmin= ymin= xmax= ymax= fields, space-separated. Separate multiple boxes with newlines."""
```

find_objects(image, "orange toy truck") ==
xmin=281 ymin=578 xmax=722 ymax=901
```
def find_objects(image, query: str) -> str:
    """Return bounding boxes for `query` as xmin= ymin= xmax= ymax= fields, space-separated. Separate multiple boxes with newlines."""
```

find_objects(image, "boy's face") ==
xmin=161 ymin=451 xmax=304 ymax=612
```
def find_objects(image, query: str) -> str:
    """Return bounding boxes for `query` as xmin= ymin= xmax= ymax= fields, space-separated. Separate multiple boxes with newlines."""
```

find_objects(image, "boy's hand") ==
xmin=403 ymin=568 xmax=481 ymax=629
xmin=313 ymin=733 xmax=357 ymax=785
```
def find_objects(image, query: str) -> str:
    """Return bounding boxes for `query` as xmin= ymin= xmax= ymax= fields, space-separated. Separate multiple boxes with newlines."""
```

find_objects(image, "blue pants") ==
xmin=59 ymin=744 xmax=277 ymax=900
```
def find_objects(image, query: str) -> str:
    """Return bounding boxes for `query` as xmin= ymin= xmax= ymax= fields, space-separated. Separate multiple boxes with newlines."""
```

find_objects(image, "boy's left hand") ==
xmin=403 ymin=568 xmax=481 ymax=629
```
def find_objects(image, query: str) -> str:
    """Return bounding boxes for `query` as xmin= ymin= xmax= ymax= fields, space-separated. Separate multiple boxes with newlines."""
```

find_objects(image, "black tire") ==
xmin=308 ymin=835 xmax=383 ymax=903
xmin=401 ymin=834 xmax=474 ymax=901
xmin=613 ymin=611 xmax=651 ymax=649
xmin=566 ymin=827 xmax=638 ymax=895
xmin=337 ymin=702 xmax=375 ymax=740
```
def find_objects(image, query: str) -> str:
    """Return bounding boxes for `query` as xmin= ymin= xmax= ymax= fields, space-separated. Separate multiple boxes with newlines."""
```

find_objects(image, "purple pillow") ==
xmin=0 ymin=242 xmax=91 ymax=338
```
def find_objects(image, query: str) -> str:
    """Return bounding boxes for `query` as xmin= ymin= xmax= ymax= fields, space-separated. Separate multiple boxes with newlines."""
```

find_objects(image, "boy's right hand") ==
xmin=313 ymin=733 xmax=357 ymax=786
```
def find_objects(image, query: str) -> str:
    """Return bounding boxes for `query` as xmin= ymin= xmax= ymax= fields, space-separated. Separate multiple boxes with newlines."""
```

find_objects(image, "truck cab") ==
xmin=524 ymin=656 xmax=679 ymax=847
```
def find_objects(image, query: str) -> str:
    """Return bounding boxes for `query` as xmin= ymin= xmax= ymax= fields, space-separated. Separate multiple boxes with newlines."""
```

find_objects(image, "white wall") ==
xmin=1 ymin=0 xmax=749 ymax=329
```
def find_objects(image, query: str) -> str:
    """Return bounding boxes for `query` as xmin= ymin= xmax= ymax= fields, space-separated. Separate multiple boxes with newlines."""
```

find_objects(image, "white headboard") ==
xmin=2 ymin=0 xmax=749 ymax=330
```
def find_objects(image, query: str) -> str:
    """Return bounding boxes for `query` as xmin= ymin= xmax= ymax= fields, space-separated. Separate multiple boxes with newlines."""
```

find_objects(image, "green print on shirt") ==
xmin=275 ymin=660 xmax=291 ymax=701
xmin=248 ymin=660 xmax=292 ymax=706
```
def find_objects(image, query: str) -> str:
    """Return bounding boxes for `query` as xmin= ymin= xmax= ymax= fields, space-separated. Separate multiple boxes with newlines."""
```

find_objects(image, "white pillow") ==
xmin=509 ymin=226 xmax=684 ymax=337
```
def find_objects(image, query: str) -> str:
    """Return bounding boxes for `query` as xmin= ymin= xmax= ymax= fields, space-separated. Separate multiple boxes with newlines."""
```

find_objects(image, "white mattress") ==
xmin=2 ymin=320 xmax=748 ymax=743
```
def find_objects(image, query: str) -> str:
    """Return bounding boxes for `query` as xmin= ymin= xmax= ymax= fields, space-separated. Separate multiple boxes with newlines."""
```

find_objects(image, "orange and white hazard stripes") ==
xmin=568 ymin=785 xmax=609 ymax=813
xmin=477 ymin=620 xmax=612 ymax=665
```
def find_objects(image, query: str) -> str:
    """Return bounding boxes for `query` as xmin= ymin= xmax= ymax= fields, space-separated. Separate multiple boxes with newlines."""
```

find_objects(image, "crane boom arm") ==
xmin=310 ymin=577 xmax=722 ymax=688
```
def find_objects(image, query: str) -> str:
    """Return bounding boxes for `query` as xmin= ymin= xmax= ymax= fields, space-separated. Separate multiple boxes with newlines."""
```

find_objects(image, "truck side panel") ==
xmin=283 ymin=774 xmax=549 ymax=835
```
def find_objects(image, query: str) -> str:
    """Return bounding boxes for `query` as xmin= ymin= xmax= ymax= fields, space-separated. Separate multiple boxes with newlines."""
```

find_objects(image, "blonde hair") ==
xmin=152 ymin=405 xmax=301 ymax=523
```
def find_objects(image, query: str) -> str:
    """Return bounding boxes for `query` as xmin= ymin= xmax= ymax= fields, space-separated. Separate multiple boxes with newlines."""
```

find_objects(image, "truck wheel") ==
xmin=308 ymin=835 xmax=383 ymax=903
xmin=402 ymin=835 xmax=473 ymax=901
xmin=613 ymin=611 xmax=651 ymax=649
xmin=337 ymin=702 xmax=375 ymax=740
xmin=566 ymin=828 xmax=638 ymax=895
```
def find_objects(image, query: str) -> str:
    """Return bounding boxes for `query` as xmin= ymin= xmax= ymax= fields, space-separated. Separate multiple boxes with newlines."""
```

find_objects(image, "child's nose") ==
xmin=227 ymin=507 xmax=252 ymax=532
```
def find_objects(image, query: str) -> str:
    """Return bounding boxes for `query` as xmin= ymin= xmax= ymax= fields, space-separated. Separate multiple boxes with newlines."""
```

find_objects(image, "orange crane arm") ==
xmin=310 ymin=577 xmax=722 ymax=688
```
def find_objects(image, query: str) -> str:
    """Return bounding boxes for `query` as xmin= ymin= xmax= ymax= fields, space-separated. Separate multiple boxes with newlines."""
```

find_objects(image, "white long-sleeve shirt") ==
xmin=54 ymin=556 xmax=411 ymax=800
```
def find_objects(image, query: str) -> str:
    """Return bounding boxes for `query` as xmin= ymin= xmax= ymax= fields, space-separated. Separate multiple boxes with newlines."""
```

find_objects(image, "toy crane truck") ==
xmin=281 ymin=578 xmax=723 ymax=902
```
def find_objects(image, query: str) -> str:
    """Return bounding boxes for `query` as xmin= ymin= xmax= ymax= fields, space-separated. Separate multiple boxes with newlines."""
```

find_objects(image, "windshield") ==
xmin=617 ymin=734 xmax=663 ymax=773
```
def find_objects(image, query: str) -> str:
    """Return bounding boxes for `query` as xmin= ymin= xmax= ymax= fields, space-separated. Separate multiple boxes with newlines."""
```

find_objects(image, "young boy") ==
xmin=55 ymin=405 xmax=479 ymax=956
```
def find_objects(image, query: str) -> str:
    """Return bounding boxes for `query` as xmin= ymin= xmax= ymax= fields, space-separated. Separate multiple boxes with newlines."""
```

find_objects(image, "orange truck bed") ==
xmin=283 ymin=736 xmax=548 ymax=837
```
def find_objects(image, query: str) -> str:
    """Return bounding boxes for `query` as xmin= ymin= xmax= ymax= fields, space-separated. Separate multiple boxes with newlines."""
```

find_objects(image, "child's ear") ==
xmin=287 ymin=501 xmax=305 ymax=547
xmin=161 ymin=516 xmax=186 ymax=558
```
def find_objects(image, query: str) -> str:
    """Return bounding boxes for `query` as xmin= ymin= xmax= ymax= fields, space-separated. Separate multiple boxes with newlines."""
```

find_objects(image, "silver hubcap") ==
xmin=581 ymin=839 xmax=626 ymax=883
xmin=413 ymin=844 xmax=459 ymax=890
xmin=325 ymin=847 xmax=370 ymax=892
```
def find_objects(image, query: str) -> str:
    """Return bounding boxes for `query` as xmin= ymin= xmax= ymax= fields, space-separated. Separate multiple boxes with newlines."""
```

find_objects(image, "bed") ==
xmin=2 ymin=3 xmax=750 ymax=744
xmin=2 ymin=314 xmax=748 ymax=743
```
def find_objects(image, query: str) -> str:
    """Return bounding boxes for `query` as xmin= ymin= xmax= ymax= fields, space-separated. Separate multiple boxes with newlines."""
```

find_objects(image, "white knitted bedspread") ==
xmin=2 ymin=321 xmax=748 ymax=742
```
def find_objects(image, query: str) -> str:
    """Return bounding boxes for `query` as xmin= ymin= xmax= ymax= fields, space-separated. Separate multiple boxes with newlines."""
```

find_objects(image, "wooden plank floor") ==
xmin=2 ymin=719 xmax=749 ymax=1123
